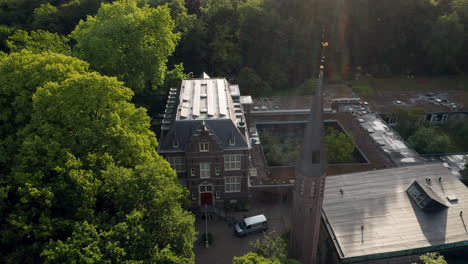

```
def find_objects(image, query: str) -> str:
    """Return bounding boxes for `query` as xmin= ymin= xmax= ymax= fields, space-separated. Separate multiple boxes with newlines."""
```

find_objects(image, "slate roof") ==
xmin=323 ymin=163 xmax=468 ymax=262
xmin=158 ymin=119 xmax=249 ymax=153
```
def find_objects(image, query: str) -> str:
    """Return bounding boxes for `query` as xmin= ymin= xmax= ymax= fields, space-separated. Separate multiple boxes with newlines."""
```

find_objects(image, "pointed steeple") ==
xmin=296 ymin=71 xmax=327 ymax=177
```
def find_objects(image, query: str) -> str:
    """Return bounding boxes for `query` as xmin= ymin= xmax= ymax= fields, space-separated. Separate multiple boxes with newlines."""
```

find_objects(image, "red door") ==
xmin=200 ymin=192 xmax=213 ymax=206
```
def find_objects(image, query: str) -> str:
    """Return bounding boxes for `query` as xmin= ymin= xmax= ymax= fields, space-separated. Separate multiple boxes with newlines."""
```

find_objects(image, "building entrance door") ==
xmin=200 ymin=192 xmax=213 ymax=206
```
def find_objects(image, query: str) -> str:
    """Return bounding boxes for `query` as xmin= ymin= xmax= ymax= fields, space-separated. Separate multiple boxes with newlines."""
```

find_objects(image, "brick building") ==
xmin=157 ymin=73 xmax=252 ymax=208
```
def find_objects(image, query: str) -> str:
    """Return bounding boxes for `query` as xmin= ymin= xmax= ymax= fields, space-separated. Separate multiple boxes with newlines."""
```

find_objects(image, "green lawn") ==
xmin=350 ymin=75 xmax=468 ymax=92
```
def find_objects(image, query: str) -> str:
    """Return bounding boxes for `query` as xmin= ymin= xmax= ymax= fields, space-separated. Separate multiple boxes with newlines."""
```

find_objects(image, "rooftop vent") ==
xmin=447 ymin=195 xmax=458 ymax=202
xmin=200 ymin=94 xmax=207 ymax=98
xmin=200 ymin=108 xmax=207 ymax=113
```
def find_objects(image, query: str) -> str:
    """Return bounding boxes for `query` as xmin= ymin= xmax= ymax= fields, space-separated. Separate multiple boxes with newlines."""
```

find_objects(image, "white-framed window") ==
xmin=199 ymin=143 xmax=209 ymax=152
xmin=200 ymin=163 xmax=210 ymax=179
xmin=191 ymin=192 xmax=197 ymax=200
xmin=224 ymin=154 xmax=241 ymax=171
xmin=200 ymin=185 xmax=213 ymax=192
xmin=190 ymin=168 xmax=195 ymax=176
xmin=225 ymin=177 xmax=241 ymax=193
xmin=167 ymin=157 xmax=185 ymax=172
xmin=172 ymin=140 xmax=178 ymax=148
xmin=215 ymin=167 xmax=220 ymax=175
xmin=215 ymin=191 xmax=220 ymax=199
xmin=229 ymin=138 xmax=236 ymax=145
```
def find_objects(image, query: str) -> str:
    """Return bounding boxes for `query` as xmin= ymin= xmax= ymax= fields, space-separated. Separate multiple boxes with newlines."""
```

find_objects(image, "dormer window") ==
xmin=172 ymin=139 xmax=179 ymax=148
xmin=199 ymin=143 xmax=209 ymax=152
xmin=229 ymin=137 xmax=236 ymax=145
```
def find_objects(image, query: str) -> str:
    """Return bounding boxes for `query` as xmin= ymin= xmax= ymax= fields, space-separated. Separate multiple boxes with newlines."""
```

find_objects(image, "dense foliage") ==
xmin=413 ymin=253 xmax=448 ymax=264
xmin=0 ymin=52 xmax=196 ymax=263
xmin=393 ymin=108 xmax=468 ymax=154
xmin=233 ymin=234 xmax=300 ymax=264
xmin=71 ymin=1 xmax=180 ymax=93
xmin=2 ymin=0 xmax=467 ymax=97
xmin=261 ymin=126 xmax=355 ymax=166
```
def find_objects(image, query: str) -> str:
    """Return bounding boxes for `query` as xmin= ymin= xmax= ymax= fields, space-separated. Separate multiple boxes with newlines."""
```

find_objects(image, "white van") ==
xmin=234 ymin=214 xmax=268 ymax=237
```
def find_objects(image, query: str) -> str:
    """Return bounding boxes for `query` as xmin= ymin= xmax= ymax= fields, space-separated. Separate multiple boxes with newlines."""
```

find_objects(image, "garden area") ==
xmin=257 ymin=122 xmax=366 ymax=166
xmin=393 ymin=108 xmax=468 ymax=154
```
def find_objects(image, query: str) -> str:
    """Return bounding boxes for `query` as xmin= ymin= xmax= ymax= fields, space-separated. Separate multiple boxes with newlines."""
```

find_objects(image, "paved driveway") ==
xmin=194 ymin=201 xmax=292 ymax=264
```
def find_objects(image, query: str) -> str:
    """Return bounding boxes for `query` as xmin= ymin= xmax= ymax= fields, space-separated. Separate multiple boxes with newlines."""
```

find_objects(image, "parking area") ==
xmin=194 ymin=200 xmax=292 ymax=264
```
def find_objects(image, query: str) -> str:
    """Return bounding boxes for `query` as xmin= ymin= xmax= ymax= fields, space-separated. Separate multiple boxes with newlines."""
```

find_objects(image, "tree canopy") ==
xmin=71 ymin=1 xmax=180 ymax=93
xmin=6 ymin=29 xmax=70 ymax=54
xmin=0 ymin=51 xmax=195 ymax=263
xmin=234 ymin=234 xmax=300 ymax=264
xmin=325 ymin=127 xmax=355 ymax=164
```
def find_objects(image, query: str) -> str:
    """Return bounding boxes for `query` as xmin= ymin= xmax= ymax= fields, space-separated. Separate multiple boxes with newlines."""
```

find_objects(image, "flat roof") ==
xmin=323 ymin=163 xmax=468 ymax=262
xmin=176 ymin=78 xmax=235 ymax=120
xmin=359 ymin=91 xmax=466 ymax=114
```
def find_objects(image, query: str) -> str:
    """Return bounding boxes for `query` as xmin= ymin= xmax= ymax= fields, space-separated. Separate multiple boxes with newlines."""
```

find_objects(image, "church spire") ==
xmin=290 ymin=29 xmax=328 ymax=264
xmin=296 ymin=71 xmax=327 ymax=177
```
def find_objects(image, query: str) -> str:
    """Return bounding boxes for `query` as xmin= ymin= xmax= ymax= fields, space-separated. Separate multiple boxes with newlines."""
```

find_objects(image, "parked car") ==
xmin=234 ymin=214 xmax=268 ymax=237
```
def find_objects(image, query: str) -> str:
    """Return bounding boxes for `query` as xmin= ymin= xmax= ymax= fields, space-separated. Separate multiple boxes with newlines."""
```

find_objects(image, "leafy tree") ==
xmin=235 ymin=234 xmax=300 ymax=264
xmin=0 ymin=25 xmax=15 ymax=52
xmin=413 ymin=252 xmax=447 ymax=264
xmin=408 ymin=126 xmax=451 ymax=154
xmin=71 ymin=1 xmax=180 ymax=93
xmin=0 ymin=51 xmax=89 ymax=172
xmin=326 ymin=127 xmax=354 ymax=164
xmin=2 ymin=71 xmax=195 ymax=263
xmin=251 ymin=233 xmax=288 ymax=262
xmin=237 ymin=67 xmax=271 ymax=97
xmin=424 ymin=14 xmax=465 ymax=73
xmin=32 ymin=3 xmax=63 ymax=33
xmin=6 ymin=29 xmax=70 ymax=54
xmin=393 ymin=107 xmax=425 ymax=140
xmin=233 ymin=252 xmax=281 ymax=264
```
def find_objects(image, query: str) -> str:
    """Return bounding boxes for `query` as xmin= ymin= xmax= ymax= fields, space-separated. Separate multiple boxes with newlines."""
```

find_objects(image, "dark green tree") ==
xmin=326 ymin=127 xmax=354 ymax=164
xmin=408 ymin=126 xmax=451 ymax=154
xmin=393 ymin=107 xmax=425 ymax=140
xmin=71 ymin=1 xmax=180 ymax=93
xmin=0 ymin=52 xmax=195 ymax=263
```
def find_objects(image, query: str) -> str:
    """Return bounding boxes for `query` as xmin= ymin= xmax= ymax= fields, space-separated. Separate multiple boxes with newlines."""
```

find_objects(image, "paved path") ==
xmin=194 ymin=201 xmax=292 ymax=264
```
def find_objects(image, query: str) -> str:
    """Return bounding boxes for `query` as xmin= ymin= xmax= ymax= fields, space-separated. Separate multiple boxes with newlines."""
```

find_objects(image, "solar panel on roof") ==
xmin=182 ymin=82 xmax=191 ymax=102
xmin=217 ymin=79 xmax=228 ymax=116
xmin=207 ymin=81 xmax=215 ymax=116
xmin=192 ymin=81 xmax=200 ymax=117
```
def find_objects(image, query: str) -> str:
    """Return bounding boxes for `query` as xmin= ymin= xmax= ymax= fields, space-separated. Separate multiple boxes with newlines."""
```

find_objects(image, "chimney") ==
xmin=238 ymin=117 xmax=246 ymax=136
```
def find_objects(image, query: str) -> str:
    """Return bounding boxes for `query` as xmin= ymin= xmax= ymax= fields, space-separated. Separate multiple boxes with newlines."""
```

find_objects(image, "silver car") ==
xmin=234 ymin=214 xmax=268 ymax=237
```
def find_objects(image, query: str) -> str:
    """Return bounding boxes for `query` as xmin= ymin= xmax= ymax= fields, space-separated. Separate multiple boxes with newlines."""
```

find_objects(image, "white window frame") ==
xmin=199 ymin=143 xmax=209 ymax=152
xmin=172 ymin=140 xmax=178 ymax=148
xmin=215 ymin=191 xmax=220 ymax=199
xmin=199 ymin=184 xmax=213 ymax=193
xmin=215 ymin=167 xmax=220 ymax=175
xmin=190 ymin=167 xmax=195 ymax=176
xmin=225 ymin=176 xmax=241 ymax=193
xmin=229 ymin=138 xmax=236 ymax=145
xmin=167 ymin=157 xmax=185 ymax=172
xmin=224 ymin=154 xmax=241 ymax=171
xmin=191 ymin=192 xmax=197 ymax=200
xmin=200 ymin=163 xmax=210 ymax=179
